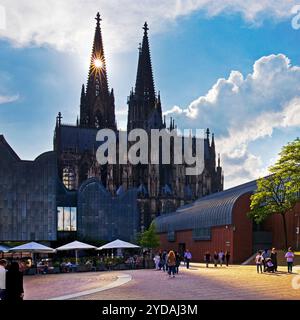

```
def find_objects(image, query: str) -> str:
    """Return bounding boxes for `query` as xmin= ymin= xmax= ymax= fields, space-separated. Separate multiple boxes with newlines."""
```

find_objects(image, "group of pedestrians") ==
xmin=255 ymin=247 xmax=295 ymax=274
xmin=0 ymin=259 xmax=24 ymax=301
xmin=153 ymin=249 xmax=193 ymax=278
xmin=204 ymin=250 xmax=230 ymax=267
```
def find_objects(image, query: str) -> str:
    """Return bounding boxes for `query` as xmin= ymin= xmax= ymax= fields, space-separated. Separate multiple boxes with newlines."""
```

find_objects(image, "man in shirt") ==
xmin=0 ymin=259 xmax=7 ymax=300
xmin=218 ymin=251 xmax=225 ymax=267
xmin=285 ymin=247 xmax=295 ymax=273
xmin=184 ymin=249 xmax=192 ymax=269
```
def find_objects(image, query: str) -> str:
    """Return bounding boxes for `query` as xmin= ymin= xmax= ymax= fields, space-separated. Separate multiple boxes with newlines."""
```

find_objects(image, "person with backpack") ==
xmin=255 ymin=250 xmax=263 ymax=274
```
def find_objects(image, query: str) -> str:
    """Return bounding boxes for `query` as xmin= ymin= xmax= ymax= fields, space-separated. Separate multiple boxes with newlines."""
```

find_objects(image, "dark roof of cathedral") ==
xmin=58 ymin=125 xmax=103 ymax=152
xmin=154 ymin=179 xmax=257 ymax=233
xmin=58 ymin=125 xmax=215 ymax=159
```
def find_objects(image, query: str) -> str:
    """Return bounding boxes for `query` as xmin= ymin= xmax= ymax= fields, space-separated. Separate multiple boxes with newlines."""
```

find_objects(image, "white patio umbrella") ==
xmin=97 ymin=239 xmax=140 ymax=250
xmin=9 ymin=242 xmax=55 ymax=265
xmin=9 ymin=242 xmax=55 ymax=253
xmin=55 ymin=241 xmax=96 ymax=265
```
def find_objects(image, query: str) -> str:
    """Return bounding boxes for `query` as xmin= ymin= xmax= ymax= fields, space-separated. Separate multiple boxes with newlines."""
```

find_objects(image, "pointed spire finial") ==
xmin=57 ymin=112 xmax=62 ymax=126
xmin=206 ymin=128 xmax=210 ymax=140
xmin=143 ymin=22 xmax=149 ymax=33
xmin=95 ymin=12 xmax=102 ymax=26
xmin=218 ymin=153 xmax=221 ymax=167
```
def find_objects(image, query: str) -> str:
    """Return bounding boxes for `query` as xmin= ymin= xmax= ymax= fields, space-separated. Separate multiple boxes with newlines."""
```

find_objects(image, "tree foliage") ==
xmin=138 ymin=223 xmax=160 ymax=249
xmin=248 ymin=138 xmax=300 ymax=249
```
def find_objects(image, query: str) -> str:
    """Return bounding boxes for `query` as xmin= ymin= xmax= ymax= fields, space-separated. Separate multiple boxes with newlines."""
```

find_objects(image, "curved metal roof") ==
xmin=154 ymin=179 xmax=257 ymax=233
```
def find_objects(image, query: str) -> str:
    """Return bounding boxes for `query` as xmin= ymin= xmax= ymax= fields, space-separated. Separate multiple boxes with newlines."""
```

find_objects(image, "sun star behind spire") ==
xmin=94 ymin=58 xmax=103 ymax=69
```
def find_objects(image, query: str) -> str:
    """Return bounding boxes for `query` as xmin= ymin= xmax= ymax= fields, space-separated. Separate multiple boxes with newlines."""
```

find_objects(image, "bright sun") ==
xmin=94 ymin=58 xmax=103 ymax=69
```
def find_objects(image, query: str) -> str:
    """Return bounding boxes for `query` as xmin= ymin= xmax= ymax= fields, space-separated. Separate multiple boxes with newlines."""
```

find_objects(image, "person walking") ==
xmin=153 ymin=253 xmax=160 ymax=270
xmin=255 ymin=251 xmax=263 ymax=274
xmin=0 ymin=259 xmax=7 ymax=300
xmin=161 ymin=250 xmax=167 ymax=272
xmin=204 ymin=251 xmax=211 ymax=268
xmin=5 ymin=262 xmax=24 ymax=301
xmin=213 ymin=251 xmax=218 ymax=267
xmin=167 ymin=250 xmax=176 ymax=278
xmin=218 ymin=250 xmax=225 ymax=267
xmin=158 ymin=250 xmax=163 ymax=270
xmin=285 ymin=247 xmax=295 ymax=274
xmin=184 ymin=249 xmax=192 ymax=269
xmin=270 ymin=248 xmax=278 ymax=272
xmin=225 ymin=251 xmax=230 ymax=267
xmin=175 ymin=251 xmax=181 ymax=274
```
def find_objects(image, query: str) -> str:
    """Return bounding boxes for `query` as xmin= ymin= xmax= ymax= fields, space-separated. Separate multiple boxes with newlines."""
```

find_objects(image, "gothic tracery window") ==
xmin=62 ymin=167 xmax=76 ymax=190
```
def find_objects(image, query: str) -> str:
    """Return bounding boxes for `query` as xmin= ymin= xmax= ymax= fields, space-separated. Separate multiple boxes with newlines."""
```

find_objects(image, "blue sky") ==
xmin=1 ymin=0 xmax=300 ymax=188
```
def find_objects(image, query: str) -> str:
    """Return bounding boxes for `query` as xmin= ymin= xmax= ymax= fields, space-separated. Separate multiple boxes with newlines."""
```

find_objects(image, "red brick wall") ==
xmin=232 ymin=193 xmax=253 ymax=263
xmin=263 ymin=202 xmax=299 ymax=249
xmin=157 ymin=198 xmax=300 ymax=264
xmin=158 ymin=227 xmax=233 ymax=263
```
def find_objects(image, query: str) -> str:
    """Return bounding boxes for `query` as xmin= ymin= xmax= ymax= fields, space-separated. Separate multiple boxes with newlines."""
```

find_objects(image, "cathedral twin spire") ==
xmin=128 ymin=22 xmax=163 ymax=131
xmin=135 ymin=22 xmax=156 ymax=107
xmin=79 ymin=13 xmax=162 ymax=132
xmin=80 ymin=12 xmax=116 ymax=130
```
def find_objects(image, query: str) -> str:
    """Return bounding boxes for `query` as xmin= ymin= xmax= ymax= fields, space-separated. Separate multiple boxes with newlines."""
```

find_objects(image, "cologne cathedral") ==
xmin=54 ymin=13 xmax=223 ymax=232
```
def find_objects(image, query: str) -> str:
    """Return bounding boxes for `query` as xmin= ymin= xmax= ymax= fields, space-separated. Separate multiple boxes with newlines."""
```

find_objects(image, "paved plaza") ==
xmin=23 ymin=263 xmax=300 ymax=300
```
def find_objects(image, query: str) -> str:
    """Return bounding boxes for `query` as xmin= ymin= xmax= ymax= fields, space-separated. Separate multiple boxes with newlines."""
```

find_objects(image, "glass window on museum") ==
xmin=57 ymin=207 xmax=77 ymax=231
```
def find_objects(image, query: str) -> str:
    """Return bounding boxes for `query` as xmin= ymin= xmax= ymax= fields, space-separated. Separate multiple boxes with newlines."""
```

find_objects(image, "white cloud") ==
xmin=1 ymin=1 xmax=299 ymax=187
xmin=0 ymin=94 xmax=18 ymax=104
xmin=165 ymin=54 xmax=300 ymax=188
xmin=0 ymin=0 xmax=298 ymax=55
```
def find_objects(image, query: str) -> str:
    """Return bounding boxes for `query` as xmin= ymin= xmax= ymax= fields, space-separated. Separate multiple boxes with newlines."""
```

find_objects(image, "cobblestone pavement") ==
xmin=24 ymin=272 xmax=119 ymax=300
xmin=24 ymin=264 xmax=300 ymax=300
xmin=73 ymin=264 xmax=300 ymax=300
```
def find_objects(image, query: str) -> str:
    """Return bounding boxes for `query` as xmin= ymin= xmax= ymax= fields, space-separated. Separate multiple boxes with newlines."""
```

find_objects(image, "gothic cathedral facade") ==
xmin=54 ymin=13 xmax=223 ymax=231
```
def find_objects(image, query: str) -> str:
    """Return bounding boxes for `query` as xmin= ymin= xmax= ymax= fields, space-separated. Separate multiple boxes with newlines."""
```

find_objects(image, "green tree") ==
xmin=139 ymin=223 xmax=160 ymax=253
xmin=248 ymin=138 xmax=300 ymax=249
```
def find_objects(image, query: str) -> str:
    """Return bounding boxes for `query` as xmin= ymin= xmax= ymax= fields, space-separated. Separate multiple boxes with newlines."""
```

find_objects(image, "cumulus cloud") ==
xmin=165 ymin=54 xmax=300 ymax=188
xmin=0 ymin=0 xmax=298 ymax=55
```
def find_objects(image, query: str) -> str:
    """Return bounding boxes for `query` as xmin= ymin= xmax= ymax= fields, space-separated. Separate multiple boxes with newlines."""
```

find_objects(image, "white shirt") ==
xmin=0 ymin=266 xmax=6 ymax=290
xmin=255 ymin=254 xmax=263 ymax=264
xmin=285 ymin=252 xmax=294 ymax=262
